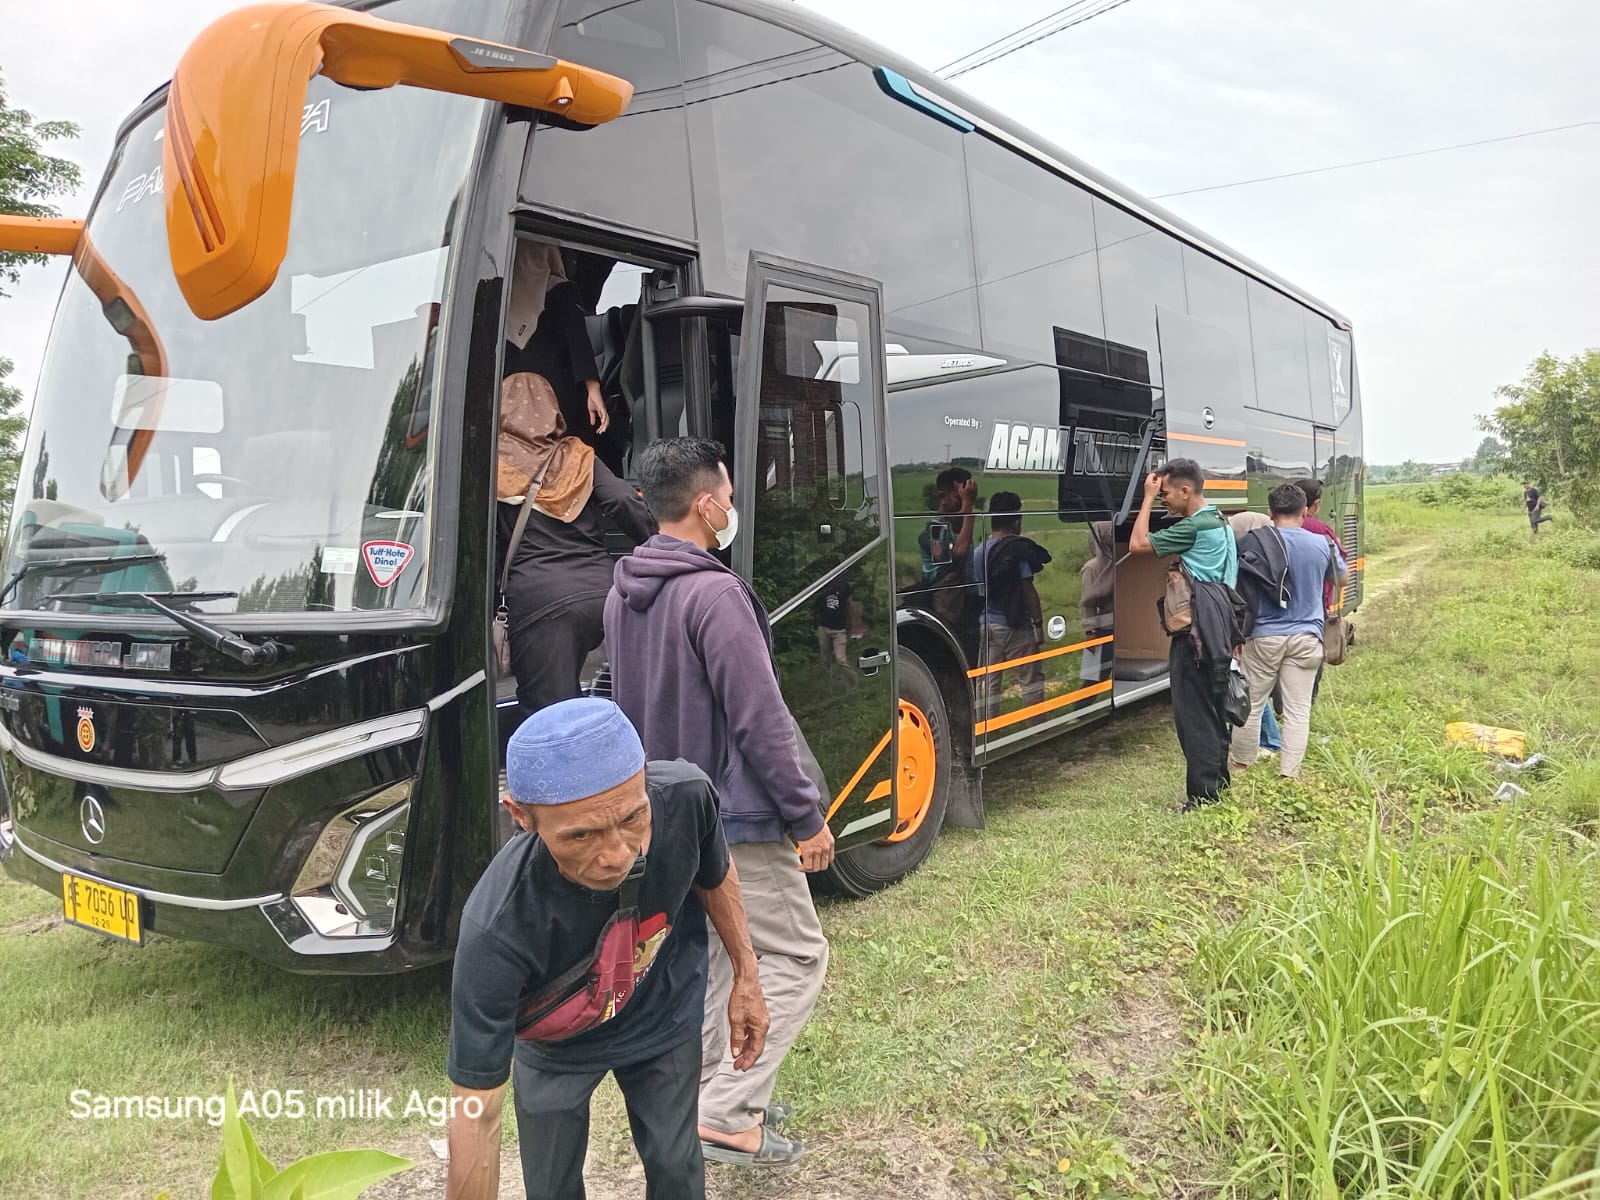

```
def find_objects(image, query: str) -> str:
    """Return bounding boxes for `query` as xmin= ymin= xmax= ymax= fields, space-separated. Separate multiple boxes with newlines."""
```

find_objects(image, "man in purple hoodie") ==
xmin=605 ymin=438 xmax=833 ymax=1168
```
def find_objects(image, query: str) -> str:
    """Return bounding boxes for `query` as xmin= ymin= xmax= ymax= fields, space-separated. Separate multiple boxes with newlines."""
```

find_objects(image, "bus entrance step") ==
xmin=1113 ymin=658 xmax=1168 ymax=682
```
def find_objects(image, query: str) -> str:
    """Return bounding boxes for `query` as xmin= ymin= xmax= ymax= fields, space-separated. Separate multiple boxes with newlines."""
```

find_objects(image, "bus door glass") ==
xmin=1156 ymin=307 xmax=1249 ymax=499
xmin=733 ymin=253 xmax=899 ymax=851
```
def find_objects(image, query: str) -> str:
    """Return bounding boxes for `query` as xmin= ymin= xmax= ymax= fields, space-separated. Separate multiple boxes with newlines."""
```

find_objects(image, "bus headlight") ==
xmin=332 ymin=802 xmax=409 ymax=923
xmin=290 ymin=782 xmax=411 ymax=938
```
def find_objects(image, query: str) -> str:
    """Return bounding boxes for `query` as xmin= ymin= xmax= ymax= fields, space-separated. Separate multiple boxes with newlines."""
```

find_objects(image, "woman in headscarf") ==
xmin=495 ymin=370 xmax=654 ymax=715
xmin=504 ymin=239 xmax=611 ymax=442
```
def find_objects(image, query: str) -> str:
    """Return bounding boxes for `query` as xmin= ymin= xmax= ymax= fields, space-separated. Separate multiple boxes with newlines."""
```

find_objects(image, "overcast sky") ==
xmin=1 ymin=0 xmax=1595 ymax=462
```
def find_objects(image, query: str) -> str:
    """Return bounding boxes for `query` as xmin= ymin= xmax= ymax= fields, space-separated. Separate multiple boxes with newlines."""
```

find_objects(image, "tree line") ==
xmin=1 ymin=66 xmax=79 ymax=538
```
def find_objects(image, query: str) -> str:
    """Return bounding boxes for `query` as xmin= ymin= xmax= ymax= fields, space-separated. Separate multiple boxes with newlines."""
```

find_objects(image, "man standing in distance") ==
xmin=1130 ymin=459 xmax=1239 ymax=810
xmin=445 ymin=698 xmax=768 ymax=1200
xmin=1524 ymin=481 xmax=1551 ymax=536
xmin=606 ymin=438 xmax=833 ymax=1167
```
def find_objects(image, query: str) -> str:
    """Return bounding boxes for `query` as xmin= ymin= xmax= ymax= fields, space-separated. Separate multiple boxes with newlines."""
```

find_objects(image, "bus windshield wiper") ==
xmin=39 ymin=589 xmax=289 ymax=667
xmin=0 ymin=549 xmax=167 ymax=608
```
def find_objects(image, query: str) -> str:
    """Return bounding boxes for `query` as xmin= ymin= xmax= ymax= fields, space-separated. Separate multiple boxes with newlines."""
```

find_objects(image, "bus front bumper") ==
xmin=0 ymin=821 xmax=445 ymax=976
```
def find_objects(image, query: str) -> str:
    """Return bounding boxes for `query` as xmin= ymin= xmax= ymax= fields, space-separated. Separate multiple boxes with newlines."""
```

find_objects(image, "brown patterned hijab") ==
xmin=497 ymin=371 xmax=595 ymax=522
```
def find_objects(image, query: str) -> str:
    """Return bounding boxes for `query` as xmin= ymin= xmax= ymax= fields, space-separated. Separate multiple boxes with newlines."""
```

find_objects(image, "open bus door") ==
xmin=731 ymin=253 xmax=911 ymax=877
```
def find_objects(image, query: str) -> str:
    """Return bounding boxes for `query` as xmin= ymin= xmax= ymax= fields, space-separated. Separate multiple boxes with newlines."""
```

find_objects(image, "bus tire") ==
xmin=822 ymin=648 xmax=954 ymax=897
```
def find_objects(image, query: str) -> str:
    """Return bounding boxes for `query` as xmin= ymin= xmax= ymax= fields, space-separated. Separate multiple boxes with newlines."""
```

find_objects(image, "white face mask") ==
xmin=703 ymin=497 xmax=739 ymax=550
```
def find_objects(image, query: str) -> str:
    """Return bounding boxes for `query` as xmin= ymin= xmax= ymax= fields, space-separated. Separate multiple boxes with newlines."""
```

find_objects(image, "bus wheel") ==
xmin=823 ymin=649 xmax=954 ymax=897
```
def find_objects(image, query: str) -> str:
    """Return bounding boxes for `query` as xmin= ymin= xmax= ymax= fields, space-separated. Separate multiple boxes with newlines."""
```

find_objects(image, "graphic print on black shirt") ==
xmin=813 ymin=582 xmax=852 ymax=631
xmin=514 ymin=857 xmax=672 ymax=1042
xmin=447 ymin=760 xmax=730 ymax=1082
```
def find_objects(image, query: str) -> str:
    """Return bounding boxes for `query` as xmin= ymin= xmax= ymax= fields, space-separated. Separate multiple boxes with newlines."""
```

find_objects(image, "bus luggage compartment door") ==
xmin=732 ymin=252 xmax=903 ymax=855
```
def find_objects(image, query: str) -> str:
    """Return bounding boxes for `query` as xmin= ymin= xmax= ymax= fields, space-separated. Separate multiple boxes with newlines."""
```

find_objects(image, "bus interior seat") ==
xmin=618 ymin=287 xmax=685 ymax=474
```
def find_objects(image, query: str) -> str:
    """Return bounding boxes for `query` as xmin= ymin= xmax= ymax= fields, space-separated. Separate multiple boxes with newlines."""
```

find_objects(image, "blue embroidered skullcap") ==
xmin=505 ymin=698 xmax=646 ymax=806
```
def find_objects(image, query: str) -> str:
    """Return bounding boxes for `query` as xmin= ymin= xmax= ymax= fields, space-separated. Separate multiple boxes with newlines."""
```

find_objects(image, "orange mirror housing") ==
xmin=164 ymin=2 xmax=634 ymax=321
xmin=0 ymin=216 xmax=83 ymax=256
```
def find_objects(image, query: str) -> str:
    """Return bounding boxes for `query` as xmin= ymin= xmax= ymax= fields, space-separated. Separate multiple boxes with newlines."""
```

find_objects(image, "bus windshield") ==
xmin=4 ymin=27 xmax=488 ymax=620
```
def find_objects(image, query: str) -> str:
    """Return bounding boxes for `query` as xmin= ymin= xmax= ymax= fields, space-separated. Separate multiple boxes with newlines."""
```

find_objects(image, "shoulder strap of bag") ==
xmin=497 ymin=438 xmax=568 ymax=600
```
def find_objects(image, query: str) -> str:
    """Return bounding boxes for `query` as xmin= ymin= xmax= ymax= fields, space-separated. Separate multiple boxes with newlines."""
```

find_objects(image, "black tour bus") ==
xmin=0 ymin=0 xmax=1362 ymax=971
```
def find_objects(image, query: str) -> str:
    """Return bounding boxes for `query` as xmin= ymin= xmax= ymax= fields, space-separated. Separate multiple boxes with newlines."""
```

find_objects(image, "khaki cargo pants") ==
xmin=1230 ymin=632 xmax=1324 ymax=778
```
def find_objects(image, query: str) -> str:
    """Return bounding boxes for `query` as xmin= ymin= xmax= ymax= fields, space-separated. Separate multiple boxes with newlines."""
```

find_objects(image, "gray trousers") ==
xmin=1230 ymin=633 xmax=1324 ymax=778
xmin=700 ymin=839 xmax=829 ymax=1135
xmin=513 ymin=1035 xmax=703 ymax=1200
xmin=981 ymin=619 xmax=1045 ymax=718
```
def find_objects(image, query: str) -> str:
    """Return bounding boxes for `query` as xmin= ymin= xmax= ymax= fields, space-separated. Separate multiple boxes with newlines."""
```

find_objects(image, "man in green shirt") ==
xmin=1130 ymin=458 xmax=1238 ymax=809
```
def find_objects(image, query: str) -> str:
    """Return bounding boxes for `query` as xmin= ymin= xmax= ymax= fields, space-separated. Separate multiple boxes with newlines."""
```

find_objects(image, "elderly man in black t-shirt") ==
xmin=446 ymin=698 xmax=768 ymax=1200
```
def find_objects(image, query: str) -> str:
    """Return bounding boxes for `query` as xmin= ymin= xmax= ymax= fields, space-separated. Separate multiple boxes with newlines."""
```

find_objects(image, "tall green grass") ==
xmin=1186 ymin=813 xmax=1600 ymax=1198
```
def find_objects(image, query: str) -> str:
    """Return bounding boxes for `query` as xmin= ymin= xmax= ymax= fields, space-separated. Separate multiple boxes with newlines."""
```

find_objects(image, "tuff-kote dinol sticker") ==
xmin=362 ymin=541 xmax=415 ymax=588
xmin=321 ymin=547 xmax=359 ymax=576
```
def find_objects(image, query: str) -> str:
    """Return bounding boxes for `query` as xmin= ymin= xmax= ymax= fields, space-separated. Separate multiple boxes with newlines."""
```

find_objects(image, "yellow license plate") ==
xmin=61 ymin=873 xmax=144 ymax=945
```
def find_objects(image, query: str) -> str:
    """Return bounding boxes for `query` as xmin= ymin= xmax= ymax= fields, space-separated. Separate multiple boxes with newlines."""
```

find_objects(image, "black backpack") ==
xmin=985 ymin=536 xmax=1052 ymax=629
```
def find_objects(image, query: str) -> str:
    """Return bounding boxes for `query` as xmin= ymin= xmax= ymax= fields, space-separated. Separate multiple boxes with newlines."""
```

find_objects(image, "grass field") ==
xmin=3 ymin=481 xmax=1599 ymax=1198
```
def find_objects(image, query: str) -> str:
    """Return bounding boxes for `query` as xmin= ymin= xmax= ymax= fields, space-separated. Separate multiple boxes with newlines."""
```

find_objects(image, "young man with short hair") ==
xmin=1130 ymin=458 xmax=1239 ymax=809
xmin=918 ymin=467 xmax=977 ymax=583
xmin=1291 ymin=478 xmax=1348 ymax=606
xmin=606 ymin=437 xmax=831 ymax=1167
xmin=1230 ymin=484 xmax=1347 ymax=779
xmin=445 ymin=698 xmax=768 ymax=1200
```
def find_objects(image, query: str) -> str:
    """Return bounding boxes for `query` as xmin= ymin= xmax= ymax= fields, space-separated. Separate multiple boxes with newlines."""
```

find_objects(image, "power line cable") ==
xmin=936 ymin=2 xmax=1096 ymax=76
xmin=945 ymin=0 xmax=1137 ymax=79
xmin=1151 ymin=120 xmax=1599 ymax=198
xmin=944 ymin=0 xmax=1122 ymax=78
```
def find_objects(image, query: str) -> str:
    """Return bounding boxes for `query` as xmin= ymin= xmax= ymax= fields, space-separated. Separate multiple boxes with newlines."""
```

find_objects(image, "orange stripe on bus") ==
xmin=966 ymin=635 xmax=1113 ymax=679
xmin=1355 ymin=556 xmax=1366 ymax=570
xmin=824 ymin=728 xmax=893 ymax=821
xmin=1205 ymin=479 xmax=1249 ymax=491
xmin=1169 ymin=432 xmax=1247 ymax=447
xmin=974 ymin=680 xmax=1114 ymax=736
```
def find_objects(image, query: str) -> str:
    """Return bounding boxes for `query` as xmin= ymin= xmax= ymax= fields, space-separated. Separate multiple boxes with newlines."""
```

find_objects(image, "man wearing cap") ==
xmin=445 ymin=698 xmax=768 ymax=1200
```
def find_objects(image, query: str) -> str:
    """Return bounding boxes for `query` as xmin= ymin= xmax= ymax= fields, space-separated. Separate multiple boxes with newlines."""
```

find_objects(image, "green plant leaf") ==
xmin=212 ymin=1081 xmax=273 ymax=1200
xmin=260 ymin=1150 xmax=412 ymax=1200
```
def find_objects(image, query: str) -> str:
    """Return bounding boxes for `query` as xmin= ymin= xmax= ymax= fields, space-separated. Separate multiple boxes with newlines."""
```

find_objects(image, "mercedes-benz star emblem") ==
xmin=80 ymin=795 xmax=106 ymax=845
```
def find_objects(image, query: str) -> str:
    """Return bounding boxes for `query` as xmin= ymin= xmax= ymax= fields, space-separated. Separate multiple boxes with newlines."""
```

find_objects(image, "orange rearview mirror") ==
xmin=164 ymin=2 xmax=634 ymax=321
xmin=0 ymin=216 xmax=84 ymax=256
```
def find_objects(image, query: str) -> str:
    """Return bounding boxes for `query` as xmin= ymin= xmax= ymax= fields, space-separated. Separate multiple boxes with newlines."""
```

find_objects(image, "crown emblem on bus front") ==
xmin=76 ymin=706 xmax=96 ymax=754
